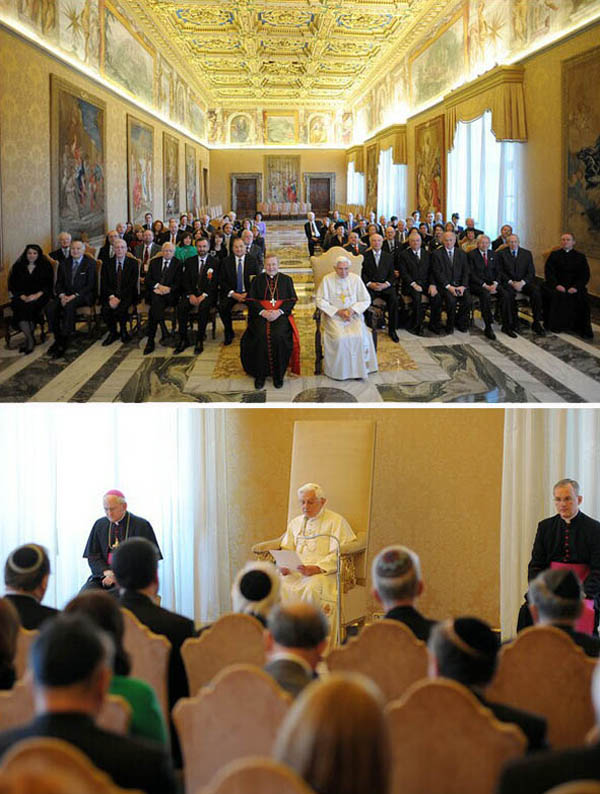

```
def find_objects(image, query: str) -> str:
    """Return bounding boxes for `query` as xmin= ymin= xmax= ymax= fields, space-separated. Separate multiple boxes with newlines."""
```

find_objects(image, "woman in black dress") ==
xmin=8 ymin=244 xmax=54 ymax=354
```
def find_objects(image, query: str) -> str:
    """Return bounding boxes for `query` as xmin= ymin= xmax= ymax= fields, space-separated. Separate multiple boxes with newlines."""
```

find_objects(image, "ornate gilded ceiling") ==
xmin=119 ymin=0 xmax=447 ymax=109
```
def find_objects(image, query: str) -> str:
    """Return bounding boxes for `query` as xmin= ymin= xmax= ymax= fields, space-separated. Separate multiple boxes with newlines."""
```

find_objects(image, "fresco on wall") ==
xmin=468 ymin=0 xmax=509 ymax=75
xmin=264 ymin=112 xmax=298 ymax=145
xmin=309 ymin=115 xmax=328 ymax=144
xmin=17 ymin=0 xmax=58 ymax=37
xmin=188 ymin=99 xmax=206 ymax=140
xmin=230 ymin=114 xmax=251 ymax=144
xmin=103 ymin=1 xmax=154 ymax=105
xmin=185 ymin=144 xmax=197 ymax=212
xmin=127 ymin=116 xmax=153 ymax=225
xmin=58 ymin=0 xmax=100 ymax=69
xmin=563 ymin=46 xmax=600 ymax=259
xmin=265 ymin=156 xmax=300 ymax=202
xmin=410 ymin=12 xmax=466 ymax=108
xmin=163 ymin=133 xmax=179 ymax=217
xmin=415 ymin=115 xmax=445 ymax=215
xmin=51 ymin=76 xmax=106 ymax=240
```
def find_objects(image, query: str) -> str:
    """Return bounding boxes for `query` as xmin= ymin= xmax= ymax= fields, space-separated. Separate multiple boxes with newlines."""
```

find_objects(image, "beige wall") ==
xmin=224 ymin=408 xmax=505 ymax=627
xmin=209 ymin=148 xmax=346 ymax=213
xmin=0 ymin=26 xmax=209 ymax=302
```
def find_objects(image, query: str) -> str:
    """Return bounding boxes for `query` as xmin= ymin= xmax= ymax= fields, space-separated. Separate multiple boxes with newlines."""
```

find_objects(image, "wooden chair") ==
xmin=121 ymin=608 xmax=170 ymax=725
xmin=0 ymin=737 xmax=143 ymax=794
xmin=309 ymin=245 xmax=371 ymax=375
xmin=326 ymin=620 xmax=428 ymax=702
xmin=173 ymin=663 xmax=291 ymax=794
xmin=14 ymin=627 xmax=38 ymax=679
xmin=2 ymin=303 xmax=48 ymax=350
xmin=201 ymin=756 xmax=316 ymax=794
xmin=386 ymin=678 xmax=526 ymax=794
xmin=546 ymin=784 xmax=600 ymax=794
xmin=181 ymin=613 xmax=265 ymax=696
xmin=96 ymin=695 xmax=132 ymax=736
xmin=486 ymin=625 xmax=597 ymax=748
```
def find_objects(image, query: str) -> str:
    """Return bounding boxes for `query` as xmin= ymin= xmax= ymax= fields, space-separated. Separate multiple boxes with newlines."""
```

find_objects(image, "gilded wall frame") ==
xmin=414 ymin=115 xmax=446 ymax=215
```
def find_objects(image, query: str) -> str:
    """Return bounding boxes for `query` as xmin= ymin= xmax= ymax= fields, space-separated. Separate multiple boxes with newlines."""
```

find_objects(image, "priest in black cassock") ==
xmin=241 ymin=254 xmax=300 ymax=390
xmin=82 ymin=489 xmax=162 ymax=591
xmin=543 ymin=233 xmax=593 ymax=339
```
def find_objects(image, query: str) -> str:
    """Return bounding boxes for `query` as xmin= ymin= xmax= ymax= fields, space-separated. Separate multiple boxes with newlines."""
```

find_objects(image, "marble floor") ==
xmin=2 ymin=220 xmax=600 ymax=404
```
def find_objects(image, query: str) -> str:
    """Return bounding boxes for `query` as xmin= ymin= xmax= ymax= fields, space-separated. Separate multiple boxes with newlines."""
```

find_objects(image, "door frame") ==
xmin=230 ymin=172 xmax=262 ymax=214
xmin=303 ymin=172 xmax=336 ymax=211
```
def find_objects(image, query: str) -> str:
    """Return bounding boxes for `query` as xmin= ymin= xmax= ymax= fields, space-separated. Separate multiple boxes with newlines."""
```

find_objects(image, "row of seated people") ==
xmin=1 ymin=538 xmax=600 ymax=794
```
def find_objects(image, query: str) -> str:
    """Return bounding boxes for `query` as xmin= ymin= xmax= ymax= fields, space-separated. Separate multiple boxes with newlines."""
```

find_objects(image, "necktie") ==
xmin=109 ymin=245 xmax=114 ymax=258
xmin=62 ymin=248 xmax=69 ymax=258
xmin=171 ymin=233 xmax=176 ymax=244
xmin=161 ymin=259 xmax=169 ymax=279
xmin=513 ymin=250 xmax=517 ymax=258
xmin=354 ymin=246 xmax=359 ymax=254
xmin=236 ymin=257 xmax=244 ymax=292
xmin=72 ymin=258 xmax=80 ymax=278
xmin=198 ymin=258 xmax=206 ymax=290
xmin=483 ymin=252 xmax=488 ymax=265
xmin=116 ymin=261 xmax=123 ymax=291
xmin=143 ymin=246 xmax=150 ymax=266
xmin=312 ymin=222 xmax=317 ymax=236
xmin=416 ymin=250 xmax=420 ymax=259
xmin=447 ymin=248 xmax=453 ymax=261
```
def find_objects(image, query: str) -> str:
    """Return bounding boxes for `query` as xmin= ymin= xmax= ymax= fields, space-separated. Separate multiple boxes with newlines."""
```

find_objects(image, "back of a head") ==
xmin=64 ymin=591 xmax=130 ymax=676
xmin=529 ymin=568 xmax=582 ymax=623
xmin=429 ymin=617 xmax=498 ymax=688
xmin=111 ymin=537 xmax=158 ymax=591
xmin=5 ymin=544 xmax=50 ymax=593
xmin=31 ymin=614 xmax=108 ymax=689
xmin=268 ymin=603 xmax=328 ymax=650
xmin=372 ymin=545 xmax=421 ymax=604
xmin=231 ymin=561 xmax=280 ymax=624
xmin=0 ymin=597 xmax=20 ymax=668
xmin=274 ymin=673 xmax=390 ymax=794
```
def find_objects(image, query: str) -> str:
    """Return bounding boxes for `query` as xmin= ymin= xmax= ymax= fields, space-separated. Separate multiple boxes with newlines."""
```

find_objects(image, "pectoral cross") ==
xmin=338 ymin=291 xmax=348 ymax=303
xmin=270 ymin=297 xmax=276 ymax=307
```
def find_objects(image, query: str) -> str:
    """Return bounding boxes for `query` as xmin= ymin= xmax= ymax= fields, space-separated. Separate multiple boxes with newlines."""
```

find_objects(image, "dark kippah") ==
xmin=8 ymin=544 xmax=44 ymax=574
xmin=551 ymin=570 xmax=581 ymax=600
xmin=453 ymin=617 xmax=499 ymax=661
xmin=239 ymin=570 xmax=272 ymax=602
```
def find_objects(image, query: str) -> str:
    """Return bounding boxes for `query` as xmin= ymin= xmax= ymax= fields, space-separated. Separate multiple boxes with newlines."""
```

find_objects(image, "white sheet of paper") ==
xmin=271 ymin=549 xmax=303 ymax=571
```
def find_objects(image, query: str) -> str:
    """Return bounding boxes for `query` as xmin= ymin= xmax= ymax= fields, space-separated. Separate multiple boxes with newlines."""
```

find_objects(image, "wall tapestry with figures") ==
xmin=265 ymin=156 xmax=300 ymax=203
xmin=415 ymin=115 xmax=445 ymax=216
xmin=127 ymin=116 xmax=154 ymax=226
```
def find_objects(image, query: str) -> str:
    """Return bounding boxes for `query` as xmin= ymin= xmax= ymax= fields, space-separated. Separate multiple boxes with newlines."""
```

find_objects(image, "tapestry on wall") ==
xmin=163 ymin=132 xmax=180 ymax=217
xmin=366 ymin=144 xmax=378 ymax=213
xmin=415 ymin=115 xmax=445 ymax=216
xmin=185 ymin=144 xmax=198 ymax=213
xmin=50 ymin=75 xmax=106 ymax=241
xmin=265 ymin=156 xmax=300 ymax=203
xmin=127 ymin=116 xmax=153 ymax=226
xmin=563 ymin=45 xmax=600 ymax=259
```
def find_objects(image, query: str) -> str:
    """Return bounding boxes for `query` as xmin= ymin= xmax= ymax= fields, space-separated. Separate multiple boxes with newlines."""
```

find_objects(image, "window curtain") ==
xmin=347 ymin=160 xmax=365 ymax=206
xmin=376 ymin=147 xmax=407 ymax=220
xmin=500 ymin=408 xmax=600 ymax=639
xmin=0 ymin=405 xmax=231 ymax=624
xmin=447 ymin=110 xmax=523 ymax=240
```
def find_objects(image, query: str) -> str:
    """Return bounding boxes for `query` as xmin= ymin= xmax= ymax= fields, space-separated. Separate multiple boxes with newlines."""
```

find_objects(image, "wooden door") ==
xmin=309 ymin=177 xmax=331 ymax=214
xmin=234 ymin=178 xmax=257 ymax=216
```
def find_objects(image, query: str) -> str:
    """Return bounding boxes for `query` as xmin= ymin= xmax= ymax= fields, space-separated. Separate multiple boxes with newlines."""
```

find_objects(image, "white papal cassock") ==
xmin=279 ymin=508 xmax=356 ymax=634
xmin=316 ymin=271 xmax=378 ymax=380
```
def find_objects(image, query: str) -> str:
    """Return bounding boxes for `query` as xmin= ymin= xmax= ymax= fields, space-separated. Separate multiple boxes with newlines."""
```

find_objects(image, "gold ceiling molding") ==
xmin=443 ymin=65 xmax=527 ymax=151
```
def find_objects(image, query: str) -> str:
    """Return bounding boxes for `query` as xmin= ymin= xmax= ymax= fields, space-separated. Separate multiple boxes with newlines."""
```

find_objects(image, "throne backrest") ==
xmin=310 ymin=246 xmax=363 ymax=292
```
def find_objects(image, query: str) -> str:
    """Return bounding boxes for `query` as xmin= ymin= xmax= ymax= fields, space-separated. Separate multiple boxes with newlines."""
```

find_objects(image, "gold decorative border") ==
xmin=263 ymin=110 xmax=299 ymax=145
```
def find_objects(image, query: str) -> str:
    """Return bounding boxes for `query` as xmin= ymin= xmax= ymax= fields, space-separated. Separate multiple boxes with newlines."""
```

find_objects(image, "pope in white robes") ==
xmin=277 ymin=482 xmax=356 ymax=642
xmin=315 ymin=256 xmax=378 ymax=380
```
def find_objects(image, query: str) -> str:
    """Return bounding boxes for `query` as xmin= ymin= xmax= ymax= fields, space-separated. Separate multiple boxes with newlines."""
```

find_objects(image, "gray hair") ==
xmin=297 ymin=483 xmax=325 ymax=500
xmin=553 ymin=478 xmax=580 ymax=495
xmin=372 ymin=545 xmax=422 ymax=603
xmin=528 ymin=569 xmax=582 ymax=623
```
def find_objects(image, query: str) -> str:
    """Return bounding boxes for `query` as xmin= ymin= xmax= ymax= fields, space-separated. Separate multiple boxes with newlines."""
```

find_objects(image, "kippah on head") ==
xmin=550 ymin=569 xmax=582 ymax=600
xmin=7 ymin=544 xmax=44 ymax=574
xmin=375 ymin=546 xmax=414 ymax=580
xmin=111 ymin=537 xmax=159 ymax=591
xmin=451 ymin=617 xmax=498 ymax=662
xmin=239 ymin=569 xmax=272 ymax=602
xmin=31 ymin=614 xmax=105 ymax=687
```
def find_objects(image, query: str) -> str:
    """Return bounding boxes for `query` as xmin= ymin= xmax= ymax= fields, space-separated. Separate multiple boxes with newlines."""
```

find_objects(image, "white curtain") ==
xmin=447 ymin=111 xmax=524 ymax=240
xmin=0 ymin=405 xmax=230 ymax=625
xmin=377 ymin=147 xmax=407 ymax=220
xmin=347 ymin=160 xmax=365 ymax=206
xmin=500 ymin=408 xmax=600 ymax=639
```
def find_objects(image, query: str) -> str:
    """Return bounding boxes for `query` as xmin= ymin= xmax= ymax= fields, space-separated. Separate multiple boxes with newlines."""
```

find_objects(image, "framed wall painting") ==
xmin=127 ymin=115 xmax=154 ymax=225
xmin=414 ymin=114 xmax=445 ymax=215
xmin=185 ymin=143 xmax=198 ymax=213
xmin=265 ymin=156 xmax=300 ymax=202
xmin=163 ymin=132 xmax=180 ymax=217
xmin=263 ymin=111 xmax=298 ymax=145
xmin=101 ymin=0 xmax=154 ymax=104
xmin=365 ymin=144 xmax=378 ymax=213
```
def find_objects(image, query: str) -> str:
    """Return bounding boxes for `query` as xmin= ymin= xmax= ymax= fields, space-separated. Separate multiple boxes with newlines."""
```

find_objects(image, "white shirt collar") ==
xmin=269 ymin=651 xmax=313 ymax=675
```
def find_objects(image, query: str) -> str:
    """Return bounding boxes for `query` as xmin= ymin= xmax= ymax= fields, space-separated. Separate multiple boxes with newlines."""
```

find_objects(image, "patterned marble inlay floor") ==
xmin=2 ymin=220 xmax=600 ymax=403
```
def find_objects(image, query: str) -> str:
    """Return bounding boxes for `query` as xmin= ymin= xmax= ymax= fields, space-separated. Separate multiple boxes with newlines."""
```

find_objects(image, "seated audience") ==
xmin=382 ymin=225 xmax=400 ymax=258
xmin=97 ymin=230 xmax=119 ymax=266
xmin=174 ymin=237 xmax=218 ymax=355
xmin=432 ymin=231 xmax=471 ymax=334
xmin=264 ymin=603 xmax=328 ymax=698
xmin=543 ymin=232 xmax=593 ymax=339
xmin=0 ymin=598 xmax=19 ymax=689
xmin=450 ymin=212 xmax=462 ymax=232
xmin=274 ymin=673 xmax=390 ymax=794
xmin=0 ymin=614 xmax=176 ymax=794
xmin=143 ymin=242 xmax=182 ymax=355
xmin=160 ymin=218 xmax=183 ymax=247
xmin=427 ymin=224 xmax=445 ymax=253
xmin=240 ymin=228 xmax=264 ymax=268
xmin=100 ymin=238 xmax=138 ymax=346
xmin=254 ymin=211 xmax=266 ymax=238
xmin=429 ymin=617 xmax=548 ymax=752
xmin=151 ymin=219 xmax=164 ymax=240
xmin=399 ymin=228 xmax=441 ymax=336
xmin=64 ymin=591 xmax=168 ymax=745
xmin=459 ymin=227 xmax=478 ymax=253
xmin=528 ymin=568 xmax=600 ymax=657
xmin=143 ymin=212 xmax=153 ymax=231
xmin=128 ymin=224 xmax=144 ymax=252
xmin=325 ymin=223 xmax=347 ymax=251
xmin=492 ymin=224 xmax=513 ymax=252
xmin=468 ymin=233 xmax=512 ymax=340
xmin=343 ymin=230 xmax=367 ymax=257
xmin=218 ymin=237 xmax=260 ymax=346
xmin=134 ymin=229 xmax=160 ymax=283
xmin=361 ymin=233 xmax=400 ymax=343
xmin=173 ymin=230 xmax=195 ymax=262
xmin=4 ymin=543 xmax=58 ymax=629
xmin=459 ymin=217 xmax=483 ymax=239
xmin=48 ymin=232 xmax=72 ymax=265
xmin=252 ymin=223 xmax=265 ymax=253
xmin=8 ymin=244 xmax=54 ymax=354
xmin=498 ymin=234 xmax=546 ymax=336
xmin=231 ymin=560 xmax=280 ymax=626
xmin=372 ymin=545 xmax=436 ymax=641
xmin=418 ymin=222 xmax=433 ymax=247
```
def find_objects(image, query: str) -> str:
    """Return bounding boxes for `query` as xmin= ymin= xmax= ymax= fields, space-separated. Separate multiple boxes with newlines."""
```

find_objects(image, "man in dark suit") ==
xmin=264 ymin=603 xmax=327 ymax=698
xmin=48 ymin=231 xmax=72 ymax=265
xmin=0 ymin=614 xmax=176 ymax=794
xmin=343 ymin=231 xmax=368 ymax=257
xmin=303 ymin=213 xmax=323 ymax=256
xmin=492 ymin=223 xmax=512 ymax=252
xmin=361 ymin=233 xmax=400 ymax=342
xmin=458 ymin=217 xmax=483 ymax=240
xmin=468 ymin=233 xmax=511 ymax=340
xmin=372 ymin=545 xmax=437 ymax=642
xmin=429 ymin=617 xmax=548 ymax=752
xmin=174 ymin=238 xmax=218 ymax=355
xmin=142 ymin=212 xmax=153 ymax=231
xmin=221 ymin=222 xmax=236 ymax=257
xmin=82 ymin=488 xmax=162 ymax=591
xmin=159 ymin=218 xmax=184 ymax=247
xmin=399 ymin=228 xmax=441 ymax=335
xmin=134 ymin=229 xmax=161 ymax=284
xmin=99 ymin=239 xmax=138 ymax=345
xmin=218 ymin=237 xmax=259 ymax=345
xmin=543 ymin=232 xmax=593 ymax=339
xmin=432 ymin=231 xmax=471 ymax=333
xmin=97 ymin=230 xmax=120 ymax=267
xmin=4 ymin=543 xmax=58 ymax=629
xmin=382 ymin=225 xmax=400 ymax=260
xmin=240 ymin=229 xmax=264 ymax=269
xmin=450 ymin=212 xmax=463 ymax=233
xmin=499 ymin=234 xmax=546 ymax=336
xmin=46 ymin=239 xmax=97 ymax=358
xmin=427 ymin=224 xmax=445 ymax=253
xmin=143 ymin=242 xmax=182 ymax=355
